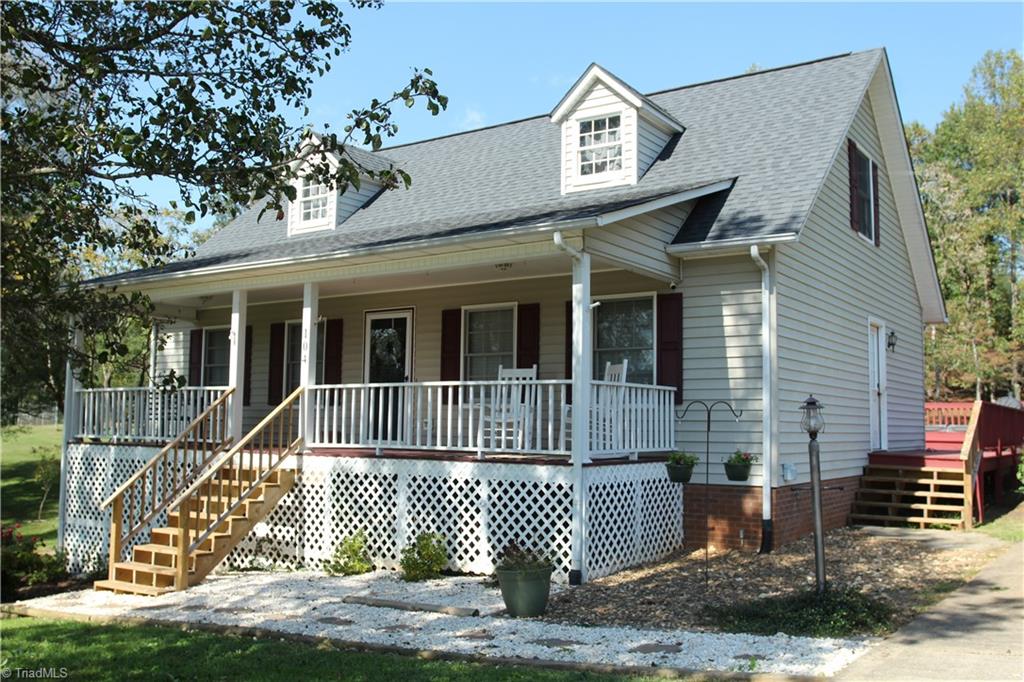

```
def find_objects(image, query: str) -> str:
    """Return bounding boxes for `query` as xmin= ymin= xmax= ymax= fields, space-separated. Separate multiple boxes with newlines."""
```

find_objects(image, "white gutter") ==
xmin=596 ymin=179 xmax=735 ymax=226
xmin=667 ymin=232 xmax=798 ymax=257
xmin=750 ymin=245 xmax=774 ymax=552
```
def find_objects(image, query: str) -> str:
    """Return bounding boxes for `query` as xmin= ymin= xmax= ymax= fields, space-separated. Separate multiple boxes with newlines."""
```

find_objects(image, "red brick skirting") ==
xmin=683 ymin=475 xmax=862 ymax=551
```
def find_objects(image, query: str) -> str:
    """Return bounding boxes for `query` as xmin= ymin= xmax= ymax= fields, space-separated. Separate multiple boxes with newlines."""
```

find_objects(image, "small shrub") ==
xmin=325 ymin=531 xmax=373 ymax=576
xmin=668 ymin=451 xmax=698 ymax=467
xmin=706 ymin=586 xmax=897 ymax=638
xmin=33 ymin=448 xmax=61 ymax=520
xmin=399 ymin=533 xmax=446 ymax=582
xmin=1 ymin=524 xmax=67 ymax=601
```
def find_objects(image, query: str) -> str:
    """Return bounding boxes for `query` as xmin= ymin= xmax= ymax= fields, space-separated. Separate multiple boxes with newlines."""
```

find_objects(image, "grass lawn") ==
xmin=975 ymin=495 xmax=1024 ymax=543
xmin=0 ymin=618 xmax=694 ymax=682
xmin=1 ymin=425 xmax=64 ymax=547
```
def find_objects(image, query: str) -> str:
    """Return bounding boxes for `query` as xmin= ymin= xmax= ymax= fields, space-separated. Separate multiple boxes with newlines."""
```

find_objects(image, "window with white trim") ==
xmin=284 ymin=321 xmax=325 ymax=393
xmin=578 ymin=115 xmax=622 ymax=177
xmin=593 ymin=297 xmax=654 ymax=384
xmin=852 ymin=148 xmax=875 ymax=242
xmin=299 ymin=176 xmax=330 ymax=223
xmin=202 ymin=329 xmax=230 ymax=386
xmin=463 ymin=307 xmax=515 ymax=380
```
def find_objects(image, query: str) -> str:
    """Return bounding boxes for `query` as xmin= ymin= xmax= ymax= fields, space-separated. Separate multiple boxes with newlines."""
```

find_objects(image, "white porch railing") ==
xmin=308 ymin=380 xmax=676 ymax=457
xmin=75 ymin=387 xmax=229 ymax=442
xmin=589 ymin=381 xmax=677 ymax=457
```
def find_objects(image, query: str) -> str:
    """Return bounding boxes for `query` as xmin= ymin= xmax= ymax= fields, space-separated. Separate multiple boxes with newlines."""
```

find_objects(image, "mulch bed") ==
xmin=544 ymin=527 xmax=1005 ymax=632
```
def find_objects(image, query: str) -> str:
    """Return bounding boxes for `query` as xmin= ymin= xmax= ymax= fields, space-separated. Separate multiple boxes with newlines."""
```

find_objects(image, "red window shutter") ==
xmin=323 ymin=318 xmax=344 ymax=384
xmin=440 ymin=309 xmax=462 ymax=381
xmin=267 ymin=322 xmax=285 ymax=405
xmin=243 ymin=325 xmax=252 ymax=406
xmin=564 ymin=301 xmax=573 ymax=403
xmin=656 ymin=293 xmax=683 ymax=404
xmin=848 ymin=139 xmax=859 ymax=234
xmin=872 ymin=161 xmax=880 ymax=247
xmin=516 ymin=303 xmax=540 ymax=370
xmin=188 ymin=329 xmax=204 ymax=386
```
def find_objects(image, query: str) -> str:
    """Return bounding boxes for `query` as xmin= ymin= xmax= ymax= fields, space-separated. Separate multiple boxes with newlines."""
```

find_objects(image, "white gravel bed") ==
xmin=16 ymin=571 xmax=874 ymax=676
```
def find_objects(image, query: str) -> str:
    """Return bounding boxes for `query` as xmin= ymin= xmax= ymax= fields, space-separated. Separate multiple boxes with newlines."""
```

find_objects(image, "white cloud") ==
xmin=459 ymin=107 xmax=486 ymax=130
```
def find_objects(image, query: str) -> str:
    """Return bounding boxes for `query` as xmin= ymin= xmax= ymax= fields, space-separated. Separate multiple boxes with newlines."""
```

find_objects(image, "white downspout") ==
xmin=750 ymin=245 xmax=774 ymax=552
xmin=554 ymin=231 xmax=590 ymax=585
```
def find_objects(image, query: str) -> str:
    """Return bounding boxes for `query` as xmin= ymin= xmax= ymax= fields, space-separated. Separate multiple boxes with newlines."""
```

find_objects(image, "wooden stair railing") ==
xmin=167 ymin=385 xmax=304 ymax=590
xmin=99 ymin=388 xmax=235 ymax=574
xmin=958 ymin=400 xmax=984 ymax=530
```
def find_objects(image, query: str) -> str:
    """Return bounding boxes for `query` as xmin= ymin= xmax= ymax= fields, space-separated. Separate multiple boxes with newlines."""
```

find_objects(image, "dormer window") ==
xmin=579 ymin=115 xmax=622 ymax=177
xmin=300 ymin=177 xmax=330 ymax=223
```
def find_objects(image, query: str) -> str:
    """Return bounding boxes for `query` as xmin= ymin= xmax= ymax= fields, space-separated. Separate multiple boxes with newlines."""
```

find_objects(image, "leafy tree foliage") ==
xmin=1 ymin=1 xmax=447 ymax=421
xmin=909 ymin=50 xmax=1023 ymax=400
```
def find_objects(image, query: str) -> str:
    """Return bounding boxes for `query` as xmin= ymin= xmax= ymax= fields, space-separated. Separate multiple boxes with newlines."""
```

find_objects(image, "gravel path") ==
xmin=15 ymin=570 xmax=871 ymax=676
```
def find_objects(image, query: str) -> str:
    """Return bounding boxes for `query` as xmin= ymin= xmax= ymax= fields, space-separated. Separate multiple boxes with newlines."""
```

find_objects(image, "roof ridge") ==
xmin=378 ymin=49 xmax=867 ymax=152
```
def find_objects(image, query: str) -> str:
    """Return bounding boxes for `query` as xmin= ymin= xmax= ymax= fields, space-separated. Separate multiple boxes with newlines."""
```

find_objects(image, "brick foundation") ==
xmin=683 ymin=475 xmax=862 ymax=551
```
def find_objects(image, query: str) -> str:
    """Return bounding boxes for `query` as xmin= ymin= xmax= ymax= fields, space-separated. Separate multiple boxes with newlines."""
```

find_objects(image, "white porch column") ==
xmin=228 ymin=289 xmax=248 ymax=442
xmin=300 ymin=282 xmax=319 ymax=443
xmin=569 ymin=251 xmax=592 ymax=584
xmin=57 ymin=324 xmax=84 ymax=552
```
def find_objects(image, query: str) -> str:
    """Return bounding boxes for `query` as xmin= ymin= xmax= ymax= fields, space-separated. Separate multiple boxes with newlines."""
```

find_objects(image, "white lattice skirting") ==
xmin=61 ymin=445 xmax=685 ymax=582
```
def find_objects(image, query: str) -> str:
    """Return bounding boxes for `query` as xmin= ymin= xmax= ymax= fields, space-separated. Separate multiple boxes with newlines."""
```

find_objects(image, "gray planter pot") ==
xmin=496 ymin=565 xmax=554 ymax=617
xmin=724 ymin=462 xmax=752 ymax=481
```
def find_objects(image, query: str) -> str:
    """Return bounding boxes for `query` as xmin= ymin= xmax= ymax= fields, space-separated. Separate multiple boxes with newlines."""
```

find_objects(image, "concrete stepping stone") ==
xmin=316 ymin=616 xmax=355 ymax=626
xmin=629 ymin=643 xmax=682 ymax=654
xmin=378 ymin=624 xmax=417 ymax=633
xmin=457 ymin=629 xmax=494 ymax=641
xmin=529 ymin=638 xmax=583 ymax=648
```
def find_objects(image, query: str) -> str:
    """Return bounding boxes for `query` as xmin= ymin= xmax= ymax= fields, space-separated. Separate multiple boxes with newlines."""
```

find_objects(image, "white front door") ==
xmin=868 ymin=321 xmax=887 ymax=450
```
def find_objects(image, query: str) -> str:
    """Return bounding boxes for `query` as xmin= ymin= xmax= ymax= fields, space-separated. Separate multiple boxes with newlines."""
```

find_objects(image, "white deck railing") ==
xmin=75 ymin=387 xmax=229 ymax=442
xmin=308 ymin=380 xmax=676 ymax=457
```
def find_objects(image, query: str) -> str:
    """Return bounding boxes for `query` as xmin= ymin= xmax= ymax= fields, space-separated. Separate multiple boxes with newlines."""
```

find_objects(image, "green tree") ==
xmin=909 ymin=50 xmax=1023 ymax=400
xmin=1 ymin=1 xmax=447 ymax=421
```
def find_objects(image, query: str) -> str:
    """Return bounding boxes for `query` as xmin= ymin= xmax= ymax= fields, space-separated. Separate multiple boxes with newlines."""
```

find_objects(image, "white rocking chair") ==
xmin=480 ymin=365 xmax=538 ymax=452
xmin=560 ymin=359 xmax=629 ymax=458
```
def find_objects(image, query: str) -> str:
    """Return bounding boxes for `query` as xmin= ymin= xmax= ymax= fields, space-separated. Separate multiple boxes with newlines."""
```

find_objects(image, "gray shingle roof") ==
xmin=103 ymin=49 xmax=882 ymax=284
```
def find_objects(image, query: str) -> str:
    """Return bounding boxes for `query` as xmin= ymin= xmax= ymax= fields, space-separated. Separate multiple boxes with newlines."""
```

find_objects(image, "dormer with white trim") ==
xmin=287 ymin=136 xmax=386 ymax=237
xmin=551 ymin=64 xmax=684 ymax=195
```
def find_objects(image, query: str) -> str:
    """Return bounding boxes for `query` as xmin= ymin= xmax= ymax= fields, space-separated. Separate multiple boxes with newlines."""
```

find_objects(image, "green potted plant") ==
xmin=724 ymin=450 xmax=757 ymax=481
xmin=665 ymin=451 xmax=698 ymax=483
xmin=495 ymin=541 xmax=553 ymax=617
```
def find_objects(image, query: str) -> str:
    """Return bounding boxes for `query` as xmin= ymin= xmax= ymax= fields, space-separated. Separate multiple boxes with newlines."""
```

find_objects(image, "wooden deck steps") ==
xmin=95 ymin=466 xmax=295 ymax=597
xmin=851 ymin=463 xmax=969 ymax=530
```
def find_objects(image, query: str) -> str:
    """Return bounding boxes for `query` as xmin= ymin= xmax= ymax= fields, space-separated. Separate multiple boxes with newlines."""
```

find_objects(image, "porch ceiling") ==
xmin=153 ymin=251 xmax=615 ymax=309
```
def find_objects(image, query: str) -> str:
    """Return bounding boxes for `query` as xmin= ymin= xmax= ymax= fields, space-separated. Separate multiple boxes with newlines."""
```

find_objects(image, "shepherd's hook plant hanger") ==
xmin=675 ymin=400 xmax=743 ymax=588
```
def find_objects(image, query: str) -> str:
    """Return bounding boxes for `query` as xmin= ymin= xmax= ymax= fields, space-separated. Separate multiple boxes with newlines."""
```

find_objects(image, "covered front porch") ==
xmin=68 ymin=230 xmax=683 ymax=464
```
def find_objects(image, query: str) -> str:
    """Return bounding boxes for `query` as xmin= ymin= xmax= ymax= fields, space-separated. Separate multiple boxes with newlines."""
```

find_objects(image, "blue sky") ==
xmin=156 ymin=2 xmax=1023 ymax=226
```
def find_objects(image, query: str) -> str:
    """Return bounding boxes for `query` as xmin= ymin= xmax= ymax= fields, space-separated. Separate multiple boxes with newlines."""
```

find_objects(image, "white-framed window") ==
xmin=593 ymin=295 xmax=655 ymax=384
xmin=202 ymin=328 xmax=230 ymax=386
xmin=284 ymin=320 xmax=326 ymax=393
xmin=300 ymin=176 xmax=330 ymax=223
xmin=462 ymin=305 xmax=516 ymax=381
xmin=578 ymin=114 xmax=623 ymax=177
xmin=852 ymin=147 xmax=876 ymax=243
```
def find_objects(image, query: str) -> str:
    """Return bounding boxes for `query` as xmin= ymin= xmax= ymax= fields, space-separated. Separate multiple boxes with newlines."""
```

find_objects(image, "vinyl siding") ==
xmin=585 ymin=203 xmax=691 ymax=281
xmin=774 ymin=91 xmax=926 ymax=484
xmin=637 ymin=121 xmax=671 ymax=178
xmin=336 ymin=179 xmax=381 ymax=224
xmin=153 ymin=320 xmax=195 ymax=381
xmin=678 ymin=256 xmax=764 ymax=486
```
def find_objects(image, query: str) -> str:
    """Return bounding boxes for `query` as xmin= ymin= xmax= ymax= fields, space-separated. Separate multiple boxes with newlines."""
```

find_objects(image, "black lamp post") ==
xmin=799 ymin=395 xmax=827 ymax=595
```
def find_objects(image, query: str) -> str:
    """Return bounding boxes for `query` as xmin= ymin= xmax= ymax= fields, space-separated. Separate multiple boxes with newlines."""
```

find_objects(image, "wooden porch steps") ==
xmin=851 ymin=463 xmax=968 ymax=530
xmin=95 ymin=467 xmax=295 ymax=597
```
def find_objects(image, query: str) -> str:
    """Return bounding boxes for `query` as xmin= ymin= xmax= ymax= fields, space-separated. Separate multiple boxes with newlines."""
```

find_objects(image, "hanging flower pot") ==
xmin=724 ymin=450 xmax=757 ymax=481
xmin=665 ymin=451 xmax=698 ymax=483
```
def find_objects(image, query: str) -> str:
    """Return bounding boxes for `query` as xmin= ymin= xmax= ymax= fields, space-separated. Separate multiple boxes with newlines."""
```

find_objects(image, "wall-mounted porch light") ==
xmin=886 ymin=330 xmax=898 ymax=353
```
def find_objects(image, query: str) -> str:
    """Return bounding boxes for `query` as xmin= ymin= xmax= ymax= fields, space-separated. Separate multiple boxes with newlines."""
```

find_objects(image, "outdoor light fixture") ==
xmin=799 ymin=395 xmax=827 ymax=595
xmin=886 ymin=330 xmax=898 ymax=353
